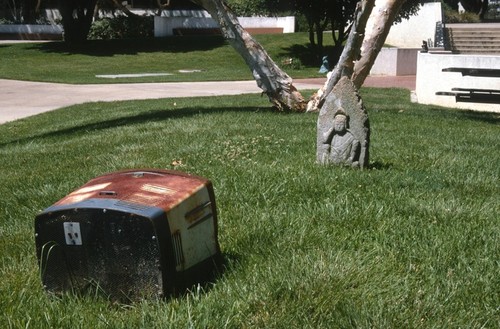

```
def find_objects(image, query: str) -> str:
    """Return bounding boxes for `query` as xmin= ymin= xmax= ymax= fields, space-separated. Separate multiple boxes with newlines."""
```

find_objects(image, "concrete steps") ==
xmin=446 ymin=23 xmax=500 ymax=54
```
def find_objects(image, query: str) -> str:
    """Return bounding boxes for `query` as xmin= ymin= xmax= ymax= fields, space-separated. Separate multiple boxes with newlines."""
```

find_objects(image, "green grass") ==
xmin=0 ymin=33 xmax=330 ymax=84
xmin=0 ymin=88 xmax=499 ymax=328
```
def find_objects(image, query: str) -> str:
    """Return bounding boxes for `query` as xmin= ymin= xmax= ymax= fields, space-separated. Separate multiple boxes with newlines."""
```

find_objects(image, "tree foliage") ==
xmin=443 ymin=0 xmax=489 ymax=20
xmin=224 ymin=0 xmax=289 ymax=16
xmin=227 ymin=0 xmax=423 ymax=67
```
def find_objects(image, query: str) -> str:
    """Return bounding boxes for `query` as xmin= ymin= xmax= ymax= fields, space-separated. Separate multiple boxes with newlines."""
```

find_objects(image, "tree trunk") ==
xmin=308 ymin=20 xmax=316 ymax=46
xmin=60 ymin=0 xmax=98 ymax=44
xmin=315 ymin=20 xmax=324 ymax=52
xmin=307 ymin=0 xmax=408 ymax=112
xmin=351 ymin=0 xmax=406 ymax=87
xmin=307 ymin=0 xmax=375 ymax=112
xmin=190 ymin=0 xmax=306 ymax=112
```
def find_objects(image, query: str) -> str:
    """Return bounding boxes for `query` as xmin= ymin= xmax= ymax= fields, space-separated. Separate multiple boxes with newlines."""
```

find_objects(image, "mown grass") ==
xmin=0 ymin=33 xmax=330 ymax=84
xmin=0 ymin=87 xmax=498 ymax=328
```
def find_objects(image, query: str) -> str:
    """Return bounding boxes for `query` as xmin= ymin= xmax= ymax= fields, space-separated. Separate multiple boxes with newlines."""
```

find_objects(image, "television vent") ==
xmin=171 ymin=231 xmax=184 ymax=267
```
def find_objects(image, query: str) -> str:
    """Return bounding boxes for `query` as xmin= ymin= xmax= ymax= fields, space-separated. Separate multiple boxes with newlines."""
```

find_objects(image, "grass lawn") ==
xmin=0 ymin=33 xmax=330 ymax=84
xmin=0 ymin=87 xmax=499 ymax=328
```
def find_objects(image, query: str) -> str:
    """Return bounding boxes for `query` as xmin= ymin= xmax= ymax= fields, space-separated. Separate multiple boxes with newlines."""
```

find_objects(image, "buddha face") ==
xmin=333 ymin=114 xmax=347 ymax=133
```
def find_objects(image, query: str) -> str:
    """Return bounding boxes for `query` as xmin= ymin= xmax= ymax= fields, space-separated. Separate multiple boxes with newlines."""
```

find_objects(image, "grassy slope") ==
xmin=0 ymin=33 xmax=329 ymax=84
xmin=0 ymin=88 xmax=498 ymax=328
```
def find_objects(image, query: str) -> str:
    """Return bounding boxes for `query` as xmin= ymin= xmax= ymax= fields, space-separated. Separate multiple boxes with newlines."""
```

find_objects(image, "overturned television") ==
xmin=35 ymin=169 xmax=221 ymax=301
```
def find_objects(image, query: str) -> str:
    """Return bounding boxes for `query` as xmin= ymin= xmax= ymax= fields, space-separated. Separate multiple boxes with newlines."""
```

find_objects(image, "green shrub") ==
xmin=294 ymin=13 xmax=309 ymax=32
xmin=442 ymin=3 xmax=481 ymax=23
xmin=485 ymin=3 xmax=500 ymax=20
xmin=278 ymin=56 xmax=303 ymax=70
xmin=88 ymin=15 xmax=154 ymax=40
xmin=88 ymin=18 xmax=117 ymax=40
xmin=0 ymin=18 xmax=14 ymax=24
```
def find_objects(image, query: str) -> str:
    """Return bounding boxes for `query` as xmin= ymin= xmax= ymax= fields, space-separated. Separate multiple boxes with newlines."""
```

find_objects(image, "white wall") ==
xmin=154 ymin=11 xmax=295 ymax=37
xmin=237 ymin=16 xmax=295 ymax=33
xmin=368 ymin=2 xmax=443 ymax=48
xmin=370 ymin=48 xmax=419 ymax=76
xmin=415 ymin=52 xmax=500 ymax=113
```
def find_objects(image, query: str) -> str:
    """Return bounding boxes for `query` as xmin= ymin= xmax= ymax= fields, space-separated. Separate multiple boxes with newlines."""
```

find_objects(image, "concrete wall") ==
xmin=154 ymin=15 xmax=218 ymax=37
xmin=373 ymin=2 xmax=442 ymax=48
xmin=370 ymin=48 xmax=419 ymax=76
xmin=154 ymin=11 xmax=295 ymax=37
xmin=237 ymin=16 xmax=294 ymax=33
xmin=0 ymin=24 xmax=62 ymax=34
xmin=415 ymin=52 xmax=500 ymax=113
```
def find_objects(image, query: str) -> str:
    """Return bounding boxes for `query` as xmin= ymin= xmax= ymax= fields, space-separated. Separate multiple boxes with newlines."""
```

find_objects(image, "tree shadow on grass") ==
xmin=170 ymin=251 xmax=242 ymax=300
xmin=278 ymin=44 xmax=337 ymax=68
xmin=454 ymin=109 xmax=500 ymax=125
xmin=28 ymin=36 xmax=228 ymax=56
xmin=368 ymin=161 xmax=394 ymax=170
xmin=410 ymin=106 xmax=500 ymax=125
xmin=0 ymin=106 xmax=279 ymax=147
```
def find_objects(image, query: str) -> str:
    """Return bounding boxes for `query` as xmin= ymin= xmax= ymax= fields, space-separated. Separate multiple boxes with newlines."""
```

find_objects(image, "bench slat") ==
xmin=442 ymin=67 xmax=500 ymax=78
xmin=451 ymin=87 xmax=500 ymax=94
xmin=436 ymin=90 xmax=500 ymax=104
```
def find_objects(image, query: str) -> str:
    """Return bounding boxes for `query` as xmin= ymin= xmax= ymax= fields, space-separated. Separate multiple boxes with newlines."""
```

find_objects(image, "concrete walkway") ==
xmin=0 ymin=76 xmax=416 ymax=124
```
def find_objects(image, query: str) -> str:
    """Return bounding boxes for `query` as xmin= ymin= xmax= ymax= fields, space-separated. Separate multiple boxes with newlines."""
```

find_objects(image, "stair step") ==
xmin=451 ymin=41 xmax=500 ymax=45
xmin=446 ymin=25 xmax=500 ymax=54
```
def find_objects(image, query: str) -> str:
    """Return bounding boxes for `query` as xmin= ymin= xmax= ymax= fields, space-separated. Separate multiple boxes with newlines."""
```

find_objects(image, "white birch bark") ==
xmin=307 ymin=0 xmax=406 ymax=113
xmin=307 ymin=0 xmax=375 ymax=112
xmin=351 ymin=0 xmax=406 ymax=87
xmin=190 ymin=0 xmax=306 ymax=111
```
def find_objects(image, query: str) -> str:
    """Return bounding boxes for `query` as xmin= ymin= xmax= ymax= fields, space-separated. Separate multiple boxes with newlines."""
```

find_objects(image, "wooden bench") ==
xmin=244 ymin=27 xmax=283 ymax=34
xmin=442 ymin=67 xmax=500 ymax=78
xmin=436 ymin=88 xmax=500 ymax=104
xmin=436 ymin=67 xmax=500 ymax=104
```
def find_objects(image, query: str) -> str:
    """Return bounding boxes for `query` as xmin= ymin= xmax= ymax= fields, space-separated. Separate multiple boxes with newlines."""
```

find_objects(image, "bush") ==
xmin=294 ymin=13 xmax=309 ymax=33
xmin=226 ymin=0 xmax=283 ymax=16
xmin=442 ymin=3 xmax=481 ymax=23
xmin=88 ymin=15 xmax=154 ymax=40
xmin=0 ymin=18 xmax=14 ymax=24
xmin=278 ymin=56 xmax=303 ymax=70
xmin=444 ymin=10 xmax=481 ymax=23
xmin=485 ymin=3 xmax=500 ymax=20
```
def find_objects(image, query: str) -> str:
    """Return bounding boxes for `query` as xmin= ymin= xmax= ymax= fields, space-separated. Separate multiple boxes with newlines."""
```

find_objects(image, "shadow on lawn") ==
xmin=414 ymin=106 xmax=500 ymax=125
xmin=28 ymin=36 xmax=227 ymax=56
xmin=278 ymin=43 xmax=326 ymax=68
xmin=0 ymin=106 xmax=279 ymax=146
xmin=278 ymin=43 xmax=338 ymax=69
xmin=457 ymin=109 xmax=500 ymax=125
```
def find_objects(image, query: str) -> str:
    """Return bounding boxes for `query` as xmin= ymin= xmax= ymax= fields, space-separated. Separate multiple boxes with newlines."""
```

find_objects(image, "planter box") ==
xmin=415 ymin=52 xmax=500 ymax=113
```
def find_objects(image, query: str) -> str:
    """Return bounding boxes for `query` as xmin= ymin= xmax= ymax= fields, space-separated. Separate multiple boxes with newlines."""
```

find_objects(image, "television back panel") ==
xmin=35 ymin=169 xmax=220 ymax=301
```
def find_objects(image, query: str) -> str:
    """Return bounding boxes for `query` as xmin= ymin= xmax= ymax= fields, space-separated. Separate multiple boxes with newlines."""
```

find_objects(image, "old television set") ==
xmin=35 ymin=169 xmax=221 ymax=301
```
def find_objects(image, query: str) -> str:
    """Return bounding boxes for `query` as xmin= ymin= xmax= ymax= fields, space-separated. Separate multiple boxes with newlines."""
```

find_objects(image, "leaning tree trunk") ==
xmin=307 ymin=0 xmax=375 ymax=112
xmin=307 ymin=0 xmax=407 ymax=112
xmin=351 ymin=0 xmax=406 ymax=87
xmin=190 ymin=0 xmax=306 ymax=112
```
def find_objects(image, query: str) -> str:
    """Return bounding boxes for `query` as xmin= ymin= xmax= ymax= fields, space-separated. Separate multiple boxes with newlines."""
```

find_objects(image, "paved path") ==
xmin=0 ymin=76 xmax=416 ymax=124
